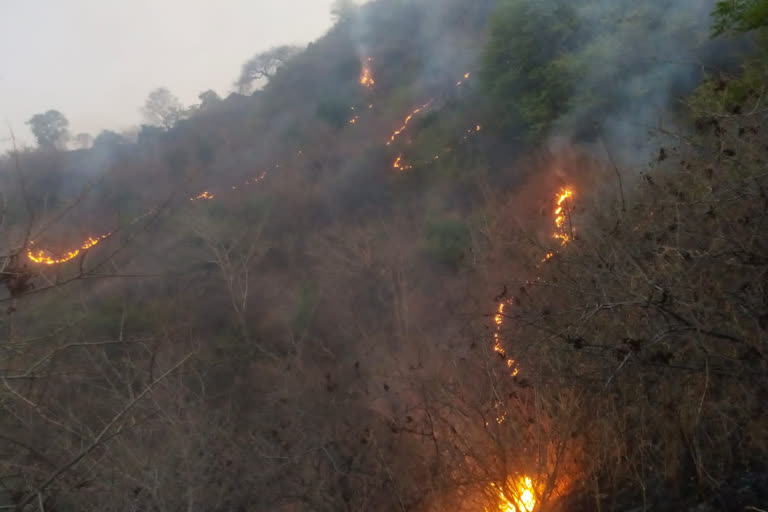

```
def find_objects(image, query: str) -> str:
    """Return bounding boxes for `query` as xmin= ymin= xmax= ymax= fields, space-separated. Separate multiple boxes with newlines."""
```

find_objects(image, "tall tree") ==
xmin=141 ymin=87 xmax=185 ymax=129
xmin=26 ymin=109 xmax=70 ymax=149
xmin=235 ymin=45 xmax=300 ymax=94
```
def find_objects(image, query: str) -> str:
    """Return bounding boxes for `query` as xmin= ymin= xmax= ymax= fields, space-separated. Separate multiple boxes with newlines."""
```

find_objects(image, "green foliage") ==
xmin=480 ymin=0 xmax=708 ymax=139
xmin=692 ymin=1 xmax=768 ymax=116
xmin=712 ymin=0 xmax=768 ymax=35
xmin=689 ymin=62 xmax=768 ymax=116
xmin=425 ymin=219 xmax=470 ymax=269
xmin=480 ymin=0 xmax=580 ymax=137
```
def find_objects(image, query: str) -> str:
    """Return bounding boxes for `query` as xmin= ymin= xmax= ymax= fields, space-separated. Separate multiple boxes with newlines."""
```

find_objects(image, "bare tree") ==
xmin=235 ymin=45 xmax=300 ymax=94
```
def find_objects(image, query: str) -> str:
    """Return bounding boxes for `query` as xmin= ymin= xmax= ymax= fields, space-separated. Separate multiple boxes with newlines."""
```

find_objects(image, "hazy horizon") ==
xmin=0 ymin=0 xmax=351 ymax=149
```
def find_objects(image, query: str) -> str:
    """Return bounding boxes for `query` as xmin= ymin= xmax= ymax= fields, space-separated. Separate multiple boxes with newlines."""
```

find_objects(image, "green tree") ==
xmin=712 ymin=0 xmax=768 ymax=35
xmin=480 ymin=0 xmax=580 ymax=137
xmin=26 ymin=109 xmax=70 ymax=149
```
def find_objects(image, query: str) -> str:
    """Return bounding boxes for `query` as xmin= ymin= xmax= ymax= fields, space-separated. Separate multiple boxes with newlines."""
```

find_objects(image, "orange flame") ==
xmin=393 ymin=155 xmax=412 ymax=171
xmin=493 ymin=188 xmax=574 ymax=373
xmin=490 ymin=477 xmax=536 ymax=512
xmin=553 ymin=189 xmax=573 ymax=245
xmin=360 ymin=58 xmax=375 ymax=87
xmin=190 ymin=191 xmax=214 ymax=201
xmin=27 ymin=233 xmax=111 ymax=265
xmin=386 ymin=99 xmax=434 ymax=146
xmin=456 ymin=72 xmax=471 ymax=86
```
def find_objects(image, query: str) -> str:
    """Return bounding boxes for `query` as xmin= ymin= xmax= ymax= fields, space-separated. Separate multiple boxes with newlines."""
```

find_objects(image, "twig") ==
xmin=13 ymin=352 xmax=195 ymax=510
xmin=605 ymin=350 xmax=632 ymax=389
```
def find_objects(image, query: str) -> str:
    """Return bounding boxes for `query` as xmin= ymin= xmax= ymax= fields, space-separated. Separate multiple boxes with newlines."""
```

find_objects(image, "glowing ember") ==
xmin=456 ymin=72 xmax=472 ymax=86
xmin=27 ymin=233 xmax=111 ymax=265
xmin=190 ymin=191 xmax=214 ymax=201
xmin=386 ymin=99 xmax=434 ymax=146
xmin=490 ymin=477 xmax=536 ymax=512
xmin=246 ymin=171 xmax=268 ymax=185
xmin=393 ymin=155 xmax=412 ymax=171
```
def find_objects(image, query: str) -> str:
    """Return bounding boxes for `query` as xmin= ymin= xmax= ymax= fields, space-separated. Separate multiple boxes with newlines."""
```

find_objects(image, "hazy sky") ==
xmin=0 ymin=0 xmax=347 ymax=148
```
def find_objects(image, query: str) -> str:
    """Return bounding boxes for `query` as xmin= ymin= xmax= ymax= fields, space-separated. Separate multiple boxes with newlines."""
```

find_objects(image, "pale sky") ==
xmin=0 ymin=0 xmax=349 ymax=148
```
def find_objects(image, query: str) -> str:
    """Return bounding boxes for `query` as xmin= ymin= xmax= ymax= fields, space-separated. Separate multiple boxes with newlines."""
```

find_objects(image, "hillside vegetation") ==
xmin=0 ymin=0 xmax=767 ymax=510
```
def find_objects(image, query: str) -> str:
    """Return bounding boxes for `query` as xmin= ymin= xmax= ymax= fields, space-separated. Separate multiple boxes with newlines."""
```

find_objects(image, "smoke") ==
xmin=553 ymin=0 xmax=724 ymax=165
xmin=349 ymin=0 xmax=497 ymax=92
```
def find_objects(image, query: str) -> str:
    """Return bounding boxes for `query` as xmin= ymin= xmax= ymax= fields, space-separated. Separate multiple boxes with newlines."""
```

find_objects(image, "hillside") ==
xmin=1 ymin=0 xmax=767 ymax=510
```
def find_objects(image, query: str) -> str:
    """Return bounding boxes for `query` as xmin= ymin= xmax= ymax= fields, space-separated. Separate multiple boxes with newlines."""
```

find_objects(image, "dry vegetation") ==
xmin=1 ymin=1 xmax=767 ymax=511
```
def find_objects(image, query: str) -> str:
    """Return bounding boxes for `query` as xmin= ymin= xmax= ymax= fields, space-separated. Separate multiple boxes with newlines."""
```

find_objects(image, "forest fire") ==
xmin=485 ymin=188 xmax=575 ymax=510
xmin=27 ymin=233 xmax=111 ymax=265
xmin=392 ymin=154 xmax=411 ymax=171
xmin=456 ymin=72 xmax=471 ymax=86
xmin=490 ymin=477 xmax=537 ymax=512
xmin=386 ymin=99 xmax=434 ymax=146
xmin=494 ymin=188 xmax=574 ymax=356
xmin=190 ymin=191 xmax=214 ymax=201
xmin=360 ymin=58 xmax=375 ymax=87
xmin=553 ymin=189 xmax=573 ymax=244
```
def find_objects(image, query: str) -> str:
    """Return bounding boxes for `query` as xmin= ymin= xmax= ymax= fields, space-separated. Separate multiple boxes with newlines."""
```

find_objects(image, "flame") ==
xmin=490 ymin=477 xmax=536 ymax=512
xmin=190 ymin=191 xmax=214 ymax=201
xmin=553 ymin=189 xmax=573 ymax=245
xmin=360 ymin=58 xmax=375 ymax=87
xmin=386 ymin=99 xmax=434 ymax=146
xmin=393 ymin=155 xmax=412 ymax=171
xmin=27 ymin=233 xmax=111 ymax=265
xmin=493 ymin=188 xmax=574 ymax=373
xmin=29 ymin=170 xmax=275 ymax=266
xmin=456 ymin=72 xmax=472 ymax=86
